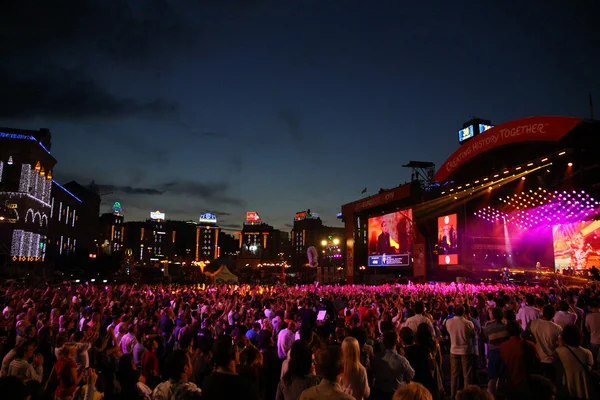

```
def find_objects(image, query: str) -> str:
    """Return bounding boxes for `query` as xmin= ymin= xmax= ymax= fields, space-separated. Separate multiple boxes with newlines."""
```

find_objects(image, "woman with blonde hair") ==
xmin=341 ymin=337 xmax=370 ymax=400
xmin=51 ymin=343 xmax=82 ymax=400
xmin=393 ymin=382 xmax=432 ymax=400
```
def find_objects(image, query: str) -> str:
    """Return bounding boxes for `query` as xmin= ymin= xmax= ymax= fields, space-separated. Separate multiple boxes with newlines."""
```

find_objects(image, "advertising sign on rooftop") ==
xmin=295 ymin=210 xmax=320 ymax=221
xmin=245 ymin=212 xmax=261 ymax=224
xmin=199 ymin=213 xmax=218 ymax=224
xmin=150 ymin=211 xmax=166 ymax=220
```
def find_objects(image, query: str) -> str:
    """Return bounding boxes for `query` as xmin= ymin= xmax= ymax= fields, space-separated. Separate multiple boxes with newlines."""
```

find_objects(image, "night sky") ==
xmin=1 ymin=1 xmax=598 ymax=232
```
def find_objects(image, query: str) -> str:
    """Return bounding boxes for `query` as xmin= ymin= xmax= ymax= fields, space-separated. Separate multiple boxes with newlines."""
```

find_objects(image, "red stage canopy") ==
xmin=434 ymin=116 xmax=583 ymax=183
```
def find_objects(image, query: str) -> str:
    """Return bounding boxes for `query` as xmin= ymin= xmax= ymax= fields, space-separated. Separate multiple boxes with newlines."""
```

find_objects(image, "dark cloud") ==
xmin=93 ymin=180 xmax=245 ymax=207
xmin=98 ymin=184 xmax=164 ymax=196
xmin=220 ymin=223 xmax=242 ymax=231
xmin=284 ymin=223 xmax=294 ymax=228
xmin=0 ymin=66 xmax=177 ymax=121
xmin=1 ymin=1 xmax=198 ymax=66
xmin=210 ymin=211 xmax=232 ymax=216
xmin=0 ymin=0 xmax=191 ymax=121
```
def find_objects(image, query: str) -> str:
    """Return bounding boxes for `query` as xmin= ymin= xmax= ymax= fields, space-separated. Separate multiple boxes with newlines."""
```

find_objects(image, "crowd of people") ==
xmin=0 ymin=280 xmax=599 ymax=400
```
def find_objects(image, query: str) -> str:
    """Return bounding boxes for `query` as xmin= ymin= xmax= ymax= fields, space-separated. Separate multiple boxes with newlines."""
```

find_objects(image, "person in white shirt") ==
xmin=553 ymin=301 xmax=577 ymax=328
xmin=277 ymin=321 xmax=297 ymax=360
xmin=120 ymin=325 xmax=139 ymax=355
xmin=402 ymin=301 xmax=434 ymax=336
xmin=446 ymin=305 xmax=475 ymax=399
xmin=517 ymin=294 xmax=541 ymax=331
xmin=73 ymin=331 xmax=91 ymax=370
xmin=264 ymin=301 xmax=275 ymax=320
xmin=530 ymin=305 xmax=562 ymax=380
xmin=0 ymin=348 xmax=17 ymax=377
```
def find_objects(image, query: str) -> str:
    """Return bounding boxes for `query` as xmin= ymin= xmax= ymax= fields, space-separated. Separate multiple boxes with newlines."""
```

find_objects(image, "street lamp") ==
xmin=333 ymin=238 xmax=340 ymax=245
xmin=321 ymin=240 xmax=328 ymax=246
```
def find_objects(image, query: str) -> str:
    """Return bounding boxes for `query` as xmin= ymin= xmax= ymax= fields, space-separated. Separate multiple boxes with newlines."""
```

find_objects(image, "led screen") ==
xmin=438 ymin=214 xmax=458 ymax=265
xmin=479 ymin=124 xmax=494 ymax=133
xmin=458 ymin=126 xmax=474 ymax=143
xmin=367 ymin=209 xmax=413 ymax=267
xmin=552 ymin=221 xmax=600 ymax=272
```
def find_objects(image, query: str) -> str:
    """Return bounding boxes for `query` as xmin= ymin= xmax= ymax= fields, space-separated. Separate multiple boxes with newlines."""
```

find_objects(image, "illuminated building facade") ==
xmin=98 ymin=211 xmax=124 ymax=255
xmin=123 ymin=211 xmax=172 ymax=266
xmin=122 ymin=212 xmax=221 ymax=267
xmin=195 ymin=213 xmax=220 ymax=261
xmin=46 ymin=181 xmax=84 ymax=266
xmin=236 ymin=212 xmax=290 ymax=268
xmin=291 ymin=210 xmax=345 ymax=268
xmin=63 ymin=181 xmax=101 ymax=257
xmin=0 ymin=128 xmax=55 ymax=264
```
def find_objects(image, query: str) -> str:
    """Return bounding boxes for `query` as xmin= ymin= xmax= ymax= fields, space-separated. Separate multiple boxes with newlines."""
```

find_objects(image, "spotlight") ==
xmin=521 ymin=177 xmax=526 ymax=180
xmin=568 ymin=162 xmax=573 ymax=167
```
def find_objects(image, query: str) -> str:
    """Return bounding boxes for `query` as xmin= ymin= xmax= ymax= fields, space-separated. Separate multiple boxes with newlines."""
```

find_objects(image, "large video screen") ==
xmin=438 ymin=214 xmax=458 ymax=265
xmin=367 ymin=209 xmax=413 ymax=267
xmin=552 ymin=221 xmax=600 ymax=272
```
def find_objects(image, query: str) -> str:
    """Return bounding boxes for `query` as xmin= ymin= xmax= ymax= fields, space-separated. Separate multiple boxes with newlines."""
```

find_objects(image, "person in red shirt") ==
xmin=52 ymin=343 xmax=82 ymax=400
xmin=141 ymin=338 xmax=160 ymax=387
xmin=499 ymin=320 xmax=540 ymax=392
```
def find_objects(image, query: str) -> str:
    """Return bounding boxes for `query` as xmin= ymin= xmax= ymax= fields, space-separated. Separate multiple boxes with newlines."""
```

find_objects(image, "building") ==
xmin=236 ymin=212 xmax=290 ymax=268
xmin=63 ymin=181 xmax=101 ymax=257
xmin=218 ymin=231 xmax=239 ymax=257
xmin=291 ymin=210 xmax=345 ymax=269
xmin=195 ymin=212 xmax=220 ymax=261
xmin=45 ymin=181 xmax=85 ymax=268
xmin=123 ymin=211 xmax=172 ymax=267
xmin=122 ymin=211 xmax=221 ymax=269
xmin=98 ymin=206 xmax=125 ymax=256
xmin=0 ymin=128 xmax=56 ymax=268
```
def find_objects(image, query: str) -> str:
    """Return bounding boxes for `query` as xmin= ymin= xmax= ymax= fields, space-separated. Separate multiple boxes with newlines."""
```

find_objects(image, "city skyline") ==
xmin=1 ymin=1 xmax=598 ymax=232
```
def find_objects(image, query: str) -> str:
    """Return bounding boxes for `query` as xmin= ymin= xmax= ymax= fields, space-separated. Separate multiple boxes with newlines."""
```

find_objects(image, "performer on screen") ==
xmin=555 ymin=238 xmax=600 ymax=270
xmin=377 ymin=220 xmax=399 ymax=255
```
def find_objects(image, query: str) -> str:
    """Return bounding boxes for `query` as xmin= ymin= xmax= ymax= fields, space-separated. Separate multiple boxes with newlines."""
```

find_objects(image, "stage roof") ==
xmin=434 ymin=116 xmax=593 ymax=183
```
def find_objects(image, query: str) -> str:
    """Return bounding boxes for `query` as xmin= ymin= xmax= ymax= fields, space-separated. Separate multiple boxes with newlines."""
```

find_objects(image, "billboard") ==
xmin=458 ymin=126 xmax=474 ymax=143
xmin=150 ymin=211 xmax=165 ymax=220
xmin=245 ymin=212 xmax=261 ymax=224
xmin=199 ymin=213 xmax=217 ymax=224
xmin=552 ymin=221 xmax=600 ymax=272
xmin=295 ymin=210 xmax=320 ymax=221
xmin=367 ymin=209 xmax=413 ymax=267
xmin=438 ymin=214 xmax=458 ymax=265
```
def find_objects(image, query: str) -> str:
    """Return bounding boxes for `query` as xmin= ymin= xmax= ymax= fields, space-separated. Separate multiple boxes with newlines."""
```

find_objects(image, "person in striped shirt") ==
xmin=7 ymin=340 xmax=43 ymax=383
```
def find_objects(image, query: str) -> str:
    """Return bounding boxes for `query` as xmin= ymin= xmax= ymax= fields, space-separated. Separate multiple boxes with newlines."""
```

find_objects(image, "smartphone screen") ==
xmin=317 ymin=310 xmax=327 ymax=322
